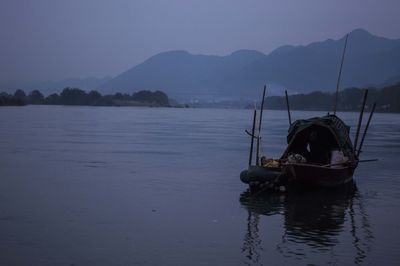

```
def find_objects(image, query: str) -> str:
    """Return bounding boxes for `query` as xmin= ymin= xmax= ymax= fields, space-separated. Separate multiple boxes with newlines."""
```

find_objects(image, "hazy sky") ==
xmin=1 ymin=0 xmax=400 ymax=81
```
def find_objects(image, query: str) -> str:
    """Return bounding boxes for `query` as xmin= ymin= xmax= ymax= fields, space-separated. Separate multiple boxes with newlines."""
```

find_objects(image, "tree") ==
xmin=132 ymin=90 xmax=153 ymax=102
xmin=14 ymin=89 xmax=27 ymax=102
xmin=44 ymin=93 xmax=60 ymax=105
xmin=29 ymin=90 xmax=44 ymax=104
xmin=87 ymin=90 xmax=102 ymax=104
xmin=60 ymin=88 xmax=87 ymax=105
xmin=131 ymin=90 xmax=169 ymax=106
xmin=153 ymin=90 xmax=169 ymax=105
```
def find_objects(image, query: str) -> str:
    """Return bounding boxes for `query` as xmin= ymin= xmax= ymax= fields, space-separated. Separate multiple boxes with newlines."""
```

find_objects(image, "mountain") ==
xmin=99 ymin=29 xmax=400 ymax=101
xmin=0 ymin=77 xmax=111 ymax=95
xmin=98 ymin=49 xmax=267 ymax=100
xmin=377 ymin=74 xmax=400 ymax=88
xmin=229 ymin=29 xmax=400 ymax=94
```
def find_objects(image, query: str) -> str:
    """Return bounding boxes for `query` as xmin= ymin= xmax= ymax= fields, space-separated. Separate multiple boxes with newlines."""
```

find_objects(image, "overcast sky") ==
xmin=1 ymin=0 xmax=400 ymax=81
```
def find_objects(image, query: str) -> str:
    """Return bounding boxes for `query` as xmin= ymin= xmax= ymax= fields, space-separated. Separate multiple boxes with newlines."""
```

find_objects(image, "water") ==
xmin=0 ymin=106 xmax=399 ymax=265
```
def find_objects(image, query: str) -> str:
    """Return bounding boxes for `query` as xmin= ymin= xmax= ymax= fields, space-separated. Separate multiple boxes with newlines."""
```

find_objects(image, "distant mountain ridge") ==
xmin=98 ymin=49 xmax=267 ymax=100
xmin=99 ymin=29 xmax=400 ymax=101
xmin=2 ymin=29 xmax=399 ymax=101
xmin=231 ymin=29 xmax=400 ymax=93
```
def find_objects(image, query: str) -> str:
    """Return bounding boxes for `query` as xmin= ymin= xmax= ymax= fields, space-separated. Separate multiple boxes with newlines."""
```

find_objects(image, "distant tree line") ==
xmin=263 ymin=83 xmax=400 ymax=113
xmin=2 ymin=83 xmax=400 ymax=112
xmin=0 ymin=88 xmax=170 ymax=107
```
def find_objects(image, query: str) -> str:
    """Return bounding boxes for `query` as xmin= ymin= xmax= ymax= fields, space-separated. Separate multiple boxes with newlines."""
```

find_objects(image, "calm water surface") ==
xmin=0 ymin=106 xmax=399 ymax=265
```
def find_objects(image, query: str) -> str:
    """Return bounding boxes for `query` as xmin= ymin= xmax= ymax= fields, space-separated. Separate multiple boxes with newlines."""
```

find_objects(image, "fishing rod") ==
xmin=333 ymin=34 xmax=349 ymax=115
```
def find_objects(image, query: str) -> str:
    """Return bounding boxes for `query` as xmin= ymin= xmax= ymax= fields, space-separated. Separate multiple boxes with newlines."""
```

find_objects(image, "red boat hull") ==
xmin=283 ymin=163 xmax=356 ymax=187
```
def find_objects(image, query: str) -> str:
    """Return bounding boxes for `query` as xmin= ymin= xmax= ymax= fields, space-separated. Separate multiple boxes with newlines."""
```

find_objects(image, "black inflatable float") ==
xmin=240 ymin=166 xmax=282 ymax=184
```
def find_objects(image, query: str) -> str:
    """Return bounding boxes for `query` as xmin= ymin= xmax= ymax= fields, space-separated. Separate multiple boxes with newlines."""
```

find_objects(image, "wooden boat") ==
xmin=240 ymin=34 xmax=376 ymax=191
xmin=280 ymin=114 xmax=358 ymax=188
xmin=283 ymin=162 xmax=355 ymax=187
xmin=240 ymin=99 xmax=376 ymax=190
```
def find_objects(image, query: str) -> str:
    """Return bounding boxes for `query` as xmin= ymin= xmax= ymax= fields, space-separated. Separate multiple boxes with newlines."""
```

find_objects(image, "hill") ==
xmin=230 ymin=29 xmax=400 ymax=94
xmin=98 ymin=50 xmax=267 ymax=100
xmin=264 ymin=83 xmax=400 ymax=113
xmin=99 ymin=29 xmax=400 ymax=101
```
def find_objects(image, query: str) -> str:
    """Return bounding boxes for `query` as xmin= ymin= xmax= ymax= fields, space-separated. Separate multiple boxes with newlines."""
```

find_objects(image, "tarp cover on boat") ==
xmin=287 ymin=115 xmax=353 ymax=154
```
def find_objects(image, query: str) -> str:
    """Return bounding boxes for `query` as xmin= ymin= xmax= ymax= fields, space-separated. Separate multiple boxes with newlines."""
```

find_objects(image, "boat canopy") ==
xmin=283 ymin=115 xmax=355 ymax=162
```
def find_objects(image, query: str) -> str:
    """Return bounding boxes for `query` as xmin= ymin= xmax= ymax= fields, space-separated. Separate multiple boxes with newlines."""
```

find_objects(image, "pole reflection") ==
xmin=239 ymin=182 xmax=374 ymax=264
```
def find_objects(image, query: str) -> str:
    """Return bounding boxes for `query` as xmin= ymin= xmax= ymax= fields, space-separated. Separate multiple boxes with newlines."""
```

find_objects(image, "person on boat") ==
xmin=290 ymin=137 xmax=310 ymax=159
xmin=307 ymin=131 xmax=331 ymax=164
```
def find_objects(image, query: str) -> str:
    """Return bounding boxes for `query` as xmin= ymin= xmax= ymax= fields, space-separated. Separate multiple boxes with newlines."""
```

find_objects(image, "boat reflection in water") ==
xmin=240 ymin=182 xmax=374 ymax=265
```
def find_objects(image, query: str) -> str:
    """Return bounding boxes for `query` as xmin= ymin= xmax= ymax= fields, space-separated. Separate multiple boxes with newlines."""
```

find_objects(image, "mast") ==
xmin=357 ymin=102 xmax=376 ymax=157
xmin=354 ymin=89 xmax=368 ymax=156
xmin=285 ymin=90 xmax=292 ymax=126
xmin=256 ymin=85 xmax=266 ymax=166
xmin=333 ymin=34 xmax=349 ymax=115
xmin=248 ymin=107 xmax=257 ymax=167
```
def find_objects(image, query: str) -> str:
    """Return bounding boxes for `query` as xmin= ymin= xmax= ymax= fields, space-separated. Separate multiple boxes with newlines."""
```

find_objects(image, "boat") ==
xmin=280 ymin=114 xmax=358 ymax=187
xmin=241 ymin=99 xmax=376 ymax=191
xmin=240 ymin=34 xmax=377 ymax=191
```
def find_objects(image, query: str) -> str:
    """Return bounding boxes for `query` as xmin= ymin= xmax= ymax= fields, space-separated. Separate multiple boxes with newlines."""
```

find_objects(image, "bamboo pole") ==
xmin=322 ymin=159 xmax=378 ymax=168
xmin=248 ymin=107 xmax=257 ymax=167
xmin=333 ymin=34 xmax=349 ymax=115
xmin=354 ymin=89 xmax=368 ymax=156
xmin=357 ymin=102 xmax=376 ymax=157
xmin=285 ymin=90 xmax=292 ymax=126
xmin=256 ymin=85 xmax=266 ymax=166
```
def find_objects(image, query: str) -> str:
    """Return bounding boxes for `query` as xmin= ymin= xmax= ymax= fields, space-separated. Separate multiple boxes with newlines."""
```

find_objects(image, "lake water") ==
xmin=0 ymin=106 xmax=399 ymax=265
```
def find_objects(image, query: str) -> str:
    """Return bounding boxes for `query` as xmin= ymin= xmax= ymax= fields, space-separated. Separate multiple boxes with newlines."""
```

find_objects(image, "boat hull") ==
xmin=283 ymin=163 xmax=356 ymax=187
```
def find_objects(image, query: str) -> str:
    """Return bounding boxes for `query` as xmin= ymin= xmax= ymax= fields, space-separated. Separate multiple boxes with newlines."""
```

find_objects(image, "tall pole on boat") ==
xmin=333 ymin=34 xmax=349 ymax=115
xmin=256 ymin=85 xmax=266 ymax=166
xmin=354 ymin=89 xmax=369 ymax=156
xmin=248 ymin=106 xmax=257 ymax=167
xmin=285 ymin=90 xmax=292 ymax=126
xmin=357 ymin=102 xmax=376 ymax=157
